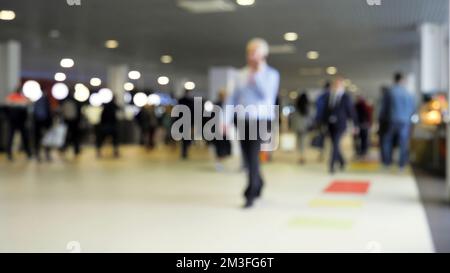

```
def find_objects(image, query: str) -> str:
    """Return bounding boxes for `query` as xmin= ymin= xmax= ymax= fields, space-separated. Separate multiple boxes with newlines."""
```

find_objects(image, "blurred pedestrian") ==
xmin=321 ymin=77 xmax=358 ymax=174
xmin=96 ymin=98 xmax=121 ymax=158
xmin=354 ymin=95 xmax=373 ymax=158
xmin=5 ymin=85 xmax=32 ymax=161
xmin=291 ymin=91 xmax=310 ymax=164
xmin=33 ymin=91 xmax=53 ymax=162
xmin=381 ymin=72 xmax=416 ymax=170
xmin=224 ymin=38 xmax=280 ymax=208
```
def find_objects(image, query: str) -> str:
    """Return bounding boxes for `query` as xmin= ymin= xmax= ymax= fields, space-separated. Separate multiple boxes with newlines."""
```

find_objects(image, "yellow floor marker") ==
xmin=289 ymin=217 xmax=354 ymax=229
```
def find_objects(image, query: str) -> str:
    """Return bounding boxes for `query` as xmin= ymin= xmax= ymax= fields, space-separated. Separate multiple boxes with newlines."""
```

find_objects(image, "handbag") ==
xmin=311 ymin=132 xmax=325 ymax=149
xmin=42 ymin=123 xmax=68 ymax=148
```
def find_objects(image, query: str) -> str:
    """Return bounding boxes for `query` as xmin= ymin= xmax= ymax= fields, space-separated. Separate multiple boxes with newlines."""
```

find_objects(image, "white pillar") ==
xmin=0 ymin=40 xmax=21 ymax=102
xmin=107 ymin=64 xmax=128 ymax=106
xmin=420 ymin=23 xmax=448 ymax=94
xmin=208 ymin=67 xmax=237 ymax=101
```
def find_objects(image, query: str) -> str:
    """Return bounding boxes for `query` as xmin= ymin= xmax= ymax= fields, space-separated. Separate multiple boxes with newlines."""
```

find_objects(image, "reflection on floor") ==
xmin=0 ymin=144 xmax=434 ymax=252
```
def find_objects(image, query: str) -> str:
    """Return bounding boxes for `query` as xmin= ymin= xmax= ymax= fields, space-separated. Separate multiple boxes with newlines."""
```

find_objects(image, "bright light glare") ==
xmin=60 ymin=58 xmax=74 ymax=68
xmin=74 ymin=83 xmax=90 ymax=102
xmin=0 ymin=10 xmax=16 ymax=21
xmin=90 ymin=77 xmax=102 ymax=87
xmin=158 ymin=76 xmax=170 ymax=85
xmin=89 ymin=93 xmax=103 ymax=107
xmin=124 ymin=82 xmax=134 ymax=91
xmin=184 ymin=81 xmax=195 ymax=90
xmin=54 ymin=72 xmax=66 ymax=82
xmin=128 ymin=71 xmax=141 ymax=80
xmin=23 ymin=80 xmax=42 ymax=102
xmin=133 ymin=92 xmax=148 ymax=107
xmin=204 ymin=101 xmax=214 ymax=112
xmin=284 ymin=32 xmax=298 ymax=42
xmin=98 ymin=88 xmax=114 ymax=104
xmin=51 ymin=83 xmax=69 ymax=100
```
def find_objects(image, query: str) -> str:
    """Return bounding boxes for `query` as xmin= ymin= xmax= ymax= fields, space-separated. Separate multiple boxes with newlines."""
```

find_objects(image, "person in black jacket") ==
xmin=33 ymin=92 xmax=53 ymax=162
xmin=177 ymin=89 xmax=195 ymax=159
xmin=96 ymin=98 xmax=121 ymax=158
xmin=60 ymin=89 xmax=83 ymax=157
xmin=322 ymin=77 xmax=358 ymax=173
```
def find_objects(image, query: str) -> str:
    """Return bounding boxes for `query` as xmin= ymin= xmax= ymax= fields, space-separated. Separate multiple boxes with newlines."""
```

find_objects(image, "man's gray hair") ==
xmin=247 ymin=38 xmax=269 ymax=57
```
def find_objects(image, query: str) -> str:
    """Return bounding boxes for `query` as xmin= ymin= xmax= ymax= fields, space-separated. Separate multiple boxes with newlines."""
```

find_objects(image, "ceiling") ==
xmin=0 ymin=0 xmax=448 ymax=98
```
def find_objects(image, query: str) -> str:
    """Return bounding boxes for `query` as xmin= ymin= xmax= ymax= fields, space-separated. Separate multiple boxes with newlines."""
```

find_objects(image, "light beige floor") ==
xmin=0 ymin=144 xmax=434 ymax=252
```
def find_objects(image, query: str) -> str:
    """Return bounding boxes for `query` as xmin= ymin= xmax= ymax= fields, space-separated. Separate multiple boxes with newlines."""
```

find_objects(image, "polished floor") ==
xmin=0 ymin=142 xmax=434 ymax=252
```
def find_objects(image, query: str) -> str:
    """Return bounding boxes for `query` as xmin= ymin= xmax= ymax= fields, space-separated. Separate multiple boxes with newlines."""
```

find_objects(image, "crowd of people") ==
xmin=0 ymin=38 xmax=418 ymax=209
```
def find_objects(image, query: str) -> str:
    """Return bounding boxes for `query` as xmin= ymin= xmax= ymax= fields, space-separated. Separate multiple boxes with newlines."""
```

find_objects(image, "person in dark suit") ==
xmin=96 ymin=98 xmax=121 ymax=158
xmin=178 ymin=89 xmax=195 ymax=159
xmin=322 ymin=77 xmax=358 ymax=173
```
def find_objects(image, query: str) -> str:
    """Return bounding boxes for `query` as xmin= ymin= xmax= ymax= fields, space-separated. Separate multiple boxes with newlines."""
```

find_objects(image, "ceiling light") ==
xmin=161 ymin=55 xmax=173 ymax=64
xmin=51 ymin=83 xmax=69 ymax=100
xmin=98 ymin=88 xmax=114 ymax=104
xmin=124 ymin=82 xmax=134 ymax=91
xmin=0 ymin=10 xmax=16 ymax=21
xmin=128 ymin=70 xmax=141 ymax=80
xmin=184 ymin=81 xmax=196 ymax=90
xmin=158 ymin=76 xmax=170 ymax=85
xmin=133 ymin=92 xmax=148 ymax=107
xmin=326 ymin=66 xmax=338 ymax=75
xmin=178 ymin=0 xmax=236 ymax=13
xmin=22 ymin=80 xmax=42 ymax=102
xmin=236 ymin=0 xmax=255 ymax=6
xmin=307 ymin=51 xmax=319 ymax=60
xmin=204 ymin=101 xmax=214 ymax=112
xmin=284 ymin=32 xmax=298 ymax=42
xmin=60 ymin=58 xmax=74 ymax=68
xmin=90 ymin=77 xmax=102 ymax=87
xmin=74 ymin=83 xmax=90 ymax=102
xmin=54 ymin=72 xmax=66 ymax=82
xmin=105 ymin=40 xmax=119 ymax=49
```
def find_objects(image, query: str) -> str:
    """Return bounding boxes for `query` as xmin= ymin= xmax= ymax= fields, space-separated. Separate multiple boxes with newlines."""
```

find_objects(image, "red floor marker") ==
xmin=324 ymin=181 xmax=370 ymax=194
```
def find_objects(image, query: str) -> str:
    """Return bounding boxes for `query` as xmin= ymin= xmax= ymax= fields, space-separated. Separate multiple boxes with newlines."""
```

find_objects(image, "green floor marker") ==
xmin=289 ymin=217 xmax=354 ymax=229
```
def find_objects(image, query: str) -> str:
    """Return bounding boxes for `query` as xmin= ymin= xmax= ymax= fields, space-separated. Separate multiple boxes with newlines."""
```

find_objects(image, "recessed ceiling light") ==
xmin=184 ymin=81 xmax=196 ymax=90
xmin=158 ymin=76 xmax=170 ymax=85
xmin=307 ymin=51 xmax=319 ymax=60
xmin=284 ymin=32 xmax=298 ymax=42
xmin=128 ymin=71 xmax=141 ymax=80
xmin=326 ymin=66 xmax=338 ymax=75
xmin=236 ymin=0 xmax=255 ymax=6
xmin=0 ymin=10 xmax=16 ymax=21
xmin=161 ymin=55 xmax=173 ymax=64
xmin=124 ymin=82 xmax=135 ymax=91
xmin=90 ymin=77 xmax=102 ymax=87
xmin=60 ymin=58 xmax=74 ymax=68
xmin=54 ymin=72 xmax=66 ymax=82
xmin=105 ymin=40 xmax=119 ymax=49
